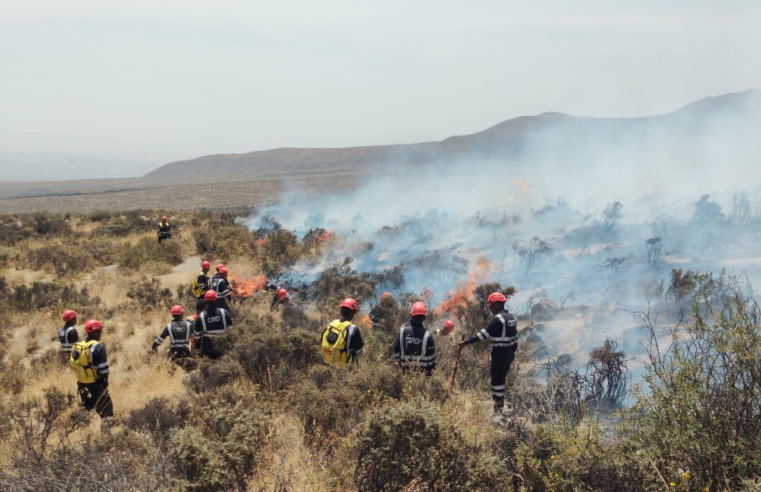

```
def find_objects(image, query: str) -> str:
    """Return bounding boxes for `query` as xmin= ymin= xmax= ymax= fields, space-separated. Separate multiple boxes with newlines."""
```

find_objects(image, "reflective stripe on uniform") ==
xmin=491 ymin=315 xmax=518 ymax=347
xmin=398 ymin=330 xmax=431 ymax=367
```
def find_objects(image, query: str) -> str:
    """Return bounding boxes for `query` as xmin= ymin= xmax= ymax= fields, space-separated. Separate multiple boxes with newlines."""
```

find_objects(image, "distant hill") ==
xmin=145 ymin=90 xmax=761 ymax=181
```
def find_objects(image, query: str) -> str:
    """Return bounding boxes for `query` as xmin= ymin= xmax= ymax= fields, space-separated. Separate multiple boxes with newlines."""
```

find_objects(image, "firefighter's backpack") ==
xmin=69 ymin=340 xmax=99 ymax=384
xmin=321 ymin=320 xmax=354 ymax=366
xmin=191 ymin=273 xmax=206 ymax=298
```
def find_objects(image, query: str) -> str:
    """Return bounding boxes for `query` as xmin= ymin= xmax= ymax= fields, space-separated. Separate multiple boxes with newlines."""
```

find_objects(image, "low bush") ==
xmin=119 ymin=236 xmax=183 ymax=270
xmin=230 ymin=330 xmax=321 ymax=392
xmin=352 ymin=398 xmax=502 ymax=491
xmin=26 ymin=243 xmax=93 ymax=275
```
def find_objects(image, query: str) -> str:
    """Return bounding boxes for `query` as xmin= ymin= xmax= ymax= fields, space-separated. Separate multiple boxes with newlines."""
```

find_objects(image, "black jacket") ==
xmin=194 ymin=307 xmax=233 ymax=340
xmin=464 ymin=310 xmax=518 ymax=354
xmin=58 ymin=323 xmax=79 ymax=352
xmin=393 ymin=321 xmax=436 ymax=373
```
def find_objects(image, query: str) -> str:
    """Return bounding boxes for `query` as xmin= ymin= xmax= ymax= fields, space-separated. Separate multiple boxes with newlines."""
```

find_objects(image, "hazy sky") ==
xmin=2 ymin=0 xmax=760 ymax=160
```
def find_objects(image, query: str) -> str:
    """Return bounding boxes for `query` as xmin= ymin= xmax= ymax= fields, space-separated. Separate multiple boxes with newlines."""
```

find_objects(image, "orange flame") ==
xmin=434 ymin=257 xmax=492 ymax=317
xmin=356 ymin=315 xmax=373 ymax=331
xmin=229 ymin=273 xmax=268 ymax=298
xmin=256 ymin=238 xmax=266 ymax=246
xmin=317 ymin=230 xmax=332 ymax=244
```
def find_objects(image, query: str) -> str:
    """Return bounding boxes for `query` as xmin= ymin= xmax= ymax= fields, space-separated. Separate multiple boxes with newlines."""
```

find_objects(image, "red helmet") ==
xmin=171 ymin=305 xmax=184 ymax=316
xmin=204 ymin=290 xmax=218 ymax=302
xmin=216 ymin=263 xmax=225 ymax=272
xmin=201 ymin=260 xmax=211 ymax=270
xmin=161 ymin=216 xmax=167 ymax=222
xmin=340 ymin=298 xmax=358 ymax=311
xmin=381 ymin=292 xmax=392 ymax=300
xmin=410 ymin=302 xmax=427 ymax=317
xmin=277 ymin=288 xmax=288 ymax=300
xmin=62 ymin=310 xmax=77 ymax=323
xmin=84 ymin=319 xmax=103 ymax=333
xmin=219 ymin=267 xmax=228 ymax=276
xmin=443 ymin=320 xmax=455 ymax=332
xmin=487 ymin=292 xmax=508 ymax=307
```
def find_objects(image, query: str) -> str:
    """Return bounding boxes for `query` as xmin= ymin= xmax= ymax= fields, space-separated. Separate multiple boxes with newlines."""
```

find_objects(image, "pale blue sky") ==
xmin=1 ymin=0 xmax=760 ymax=160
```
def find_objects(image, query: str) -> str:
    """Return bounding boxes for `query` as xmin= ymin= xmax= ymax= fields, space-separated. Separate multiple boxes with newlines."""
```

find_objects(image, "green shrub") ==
xmin=353 ymin=398 xmax=502 ymax=491
xmin=87 ymin=210 xmax=112 ymax=222
xmin=184 ymin=358 xmax=244 ymax=394
xmin=119 ymin=237 xmax=183 ymax=270
xmin=170 ymin=387 xmax=270 ymax=492
xmin=126 ymin=396 xmax=192 ymax=441
xmin=631 ymin=277 xmax=761 ymax=489
xmin=194 ymin=224 xmax=257 ymax=262
xmin=230 ymin=330 xmax=321 ymax=392
xmin=26 ymin=244 xmax=93 ymax=275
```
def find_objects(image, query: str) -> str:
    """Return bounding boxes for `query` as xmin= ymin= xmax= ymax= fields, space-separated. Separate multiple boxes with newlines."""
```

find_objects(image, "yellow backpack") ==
xmin=69 ymin=340 xmax=99 ymax=384
xmin=321 ymin=320 xmax=355 ymax=366
xmin=191 ymin=272 xmax=206 ymax=298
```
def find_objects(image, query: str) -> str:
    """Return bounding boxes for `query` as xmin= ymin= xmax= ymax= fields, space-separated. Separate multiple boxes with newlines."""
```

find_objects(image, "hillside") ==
xmin=0 ymin=90 xmax=758 ymax=214
xmin=145 ymin=90 xmax=761 ymax=181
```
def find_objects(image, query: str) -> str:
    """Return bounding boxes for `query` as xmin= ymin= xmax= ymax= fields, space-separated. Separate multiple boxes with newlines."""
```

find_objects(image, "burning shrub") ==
xmin=352 ymin=398 xmax=502 ymax=492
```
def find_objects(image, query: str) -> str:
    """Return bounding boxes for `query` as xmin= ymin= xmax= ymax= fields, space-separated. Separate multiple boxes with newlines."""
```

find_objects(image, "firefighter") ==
xmin=368 ymin=292 xmax=398 ymax=332
xmin=320 ymin=298 xmax=364 ymax=366
xmin=194 ymin=290 xmax=234 ymax=360
xmin=69 ymin=319 xmax=113 ymax=421
xmin=58 ymin=309 xmax=79 ymax=365
xmin=434 ymin=319 xmax=455 ymax=336
xmin=152 ymin=305 xmax=193 ymax=360
xmin=393 ymin=302 xmax=436 ymax=376
xmin=192 ymin=260 xmax=212 ymax=312
xmin=157 ymin=216 xmax=171 ymax=244
xmin=210 ymin=266 xmax=232 ymax=312
xmin=270 ymin=288 xmax=289 ymax=312
xmin=215 ymin=263 xmax=225 ymax=273
xmin=458 ymin=292 xmax=518 ymax=413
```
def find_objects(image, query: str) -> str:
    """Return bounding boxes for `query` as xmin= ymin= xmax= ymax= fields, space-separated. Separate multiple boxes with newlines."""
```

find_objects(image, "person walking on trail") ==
xmin=69 ymin=319 xmax=114 ymax=421
xmin=320 ymin=298 xmax=364 ymax=366
xmin=194 ymin=290 xmax=234 ymax=360
xmin=458 ymin=292 xmax=518 ymax=413
xmin=192 ymin=260 xmax=212 ymax=312
xmin=434 ymin=319 xmax=455 ymax=336
xmin=152 ymin=305 xmax=193 ymax=360
xmin=157 ymin=216 xmax=172 ymax=244
xmin=58 ymin=309 xmax=79 ymax=365
xmin=270 ymin=288 xmax=289 ymax=312
xmin=393 ymin=302 xmax=437 ymax=376
xmin=211 ymin=266 xmax=232 ymax=312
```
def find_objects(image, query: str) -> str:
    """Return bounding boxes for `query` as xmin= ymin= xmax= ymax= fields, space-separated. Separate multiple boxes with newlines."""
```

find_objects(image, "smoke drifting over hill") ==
xmin=243 ymin=92 xmax=761 ymax=367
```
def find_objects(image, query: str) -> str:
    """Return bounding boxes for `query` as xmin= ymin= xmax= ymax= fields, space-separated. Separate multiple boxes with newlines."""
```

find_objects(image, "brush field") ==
xmin=0 ymin=209 xmax=759 ymax=491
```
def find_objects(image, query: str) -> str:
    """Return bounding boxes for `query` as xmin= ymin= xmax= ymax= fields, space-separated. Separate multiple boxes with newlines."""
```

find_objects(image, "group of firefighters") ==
xmin=59 ymin=231 xmax=519 ymax=423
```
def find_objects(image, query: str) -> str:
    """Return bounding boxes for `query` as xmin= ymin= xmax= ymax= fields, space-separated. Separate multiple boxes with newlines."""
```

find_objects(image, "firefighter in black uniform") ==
xmin=195 ymin=290 xmax=234 ymax=359
xmin=157 ymin=216 xmax=171 ymax=244
xmin=152 ymin=305 xmax=193 ymax=360
xmin=393 ymin=302 xmax=436 ymax=376
xmin=69 ymin=319 xmax=113 ymax=422
xmin=192 ymin=260 xmax=212 ymax=312
xmin=270 ymin=288 xmax=289 ymax=312
xmin=458 ymin=292 xmax=518 ymax=413
xmin=58 ymin=309 xmax=80 ymax=365
xmin=210 ymin=266 xmax=232 ymax=312
xmin=433 ymin=319 xmax=455 ymax=336
xmin=368 ymin=292 xmax=399 ymax=333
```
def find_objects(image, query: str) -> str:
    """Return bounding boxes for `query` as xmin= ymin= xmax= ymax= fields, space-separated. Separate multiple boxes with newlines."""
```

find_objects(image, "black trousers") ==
xmin=200 ymin=337 xmax=224 ymax=360
xmin=78 ymin=380 xmax=113 ymax=419
xmin=490 ymin=349 xmax=515 ymax=411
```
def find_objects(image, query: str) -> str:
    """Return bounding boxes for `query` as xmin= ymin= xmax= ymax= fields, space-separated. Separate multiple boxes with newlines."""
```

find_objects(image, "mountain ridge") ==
xmin=145 ymin=90 xmax=761 ymax=181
